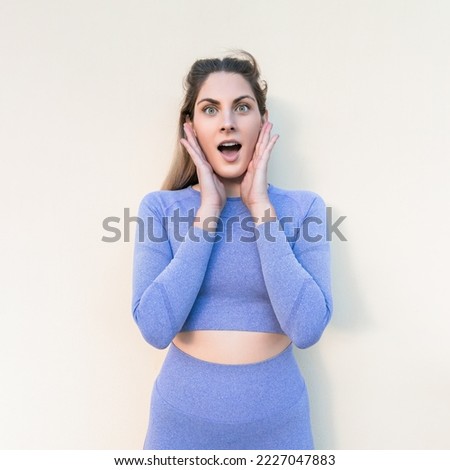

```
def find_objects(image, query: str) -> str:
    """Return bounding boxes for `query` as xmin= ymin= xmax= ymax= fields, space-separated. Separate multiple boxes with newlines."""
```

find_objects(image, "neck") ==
xmin=221 ymin=178 xmax=244 ymax=198
xmin=191 ymin=181 xmax=270 ymax=199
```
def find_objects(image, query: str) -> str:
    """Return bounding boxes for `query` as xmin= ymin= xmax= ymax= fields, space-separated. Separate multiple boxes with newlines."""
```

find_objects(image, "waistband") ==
xmin=155 ymin=341 xmax=305 ymax=424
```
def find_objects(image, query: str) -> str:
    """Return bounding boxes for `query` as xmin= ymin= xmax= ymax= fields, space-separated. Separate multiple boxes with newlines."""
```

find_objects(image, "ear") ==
xmin=185 ymin=114 xmax=197 ymax=137
xmin=261 ymin=110 xmax=268 ymax=126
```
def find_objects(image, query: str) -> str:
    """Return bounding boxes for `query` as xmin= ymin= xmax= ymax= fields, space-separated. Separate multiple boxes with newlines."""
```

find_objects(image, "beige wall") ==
xmin=1 ymin=0 xmax=449 ymax=449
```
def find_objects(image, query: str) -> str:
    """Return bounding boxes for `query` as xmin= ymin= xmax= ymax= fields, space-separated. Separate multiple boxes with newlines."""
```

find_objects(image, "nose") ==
xmin=221 ymin=109 xmax=236 ymax=132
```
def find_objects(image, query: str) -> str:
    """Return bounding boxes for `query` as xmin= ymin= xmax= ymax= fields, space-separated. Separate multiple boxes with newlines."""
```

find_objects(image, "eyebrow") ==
xmin=196 ymin=95 xmax=256 ymax=106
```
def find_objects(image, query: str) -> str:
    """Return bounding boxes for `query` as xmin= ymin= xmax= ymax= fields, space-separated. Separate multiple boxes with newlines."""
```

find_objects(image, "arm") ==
xmin=253 ymin=194 xmax=333 ymax=349
xmin=131 ymin=195 xmax=216 ymax=349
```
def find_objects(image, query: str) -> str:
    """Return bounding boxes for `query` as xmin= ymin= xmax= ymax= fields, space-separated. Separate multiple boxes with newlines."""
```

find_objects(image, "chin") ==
xmin=214 ymin=162 xmax=249 ymax=179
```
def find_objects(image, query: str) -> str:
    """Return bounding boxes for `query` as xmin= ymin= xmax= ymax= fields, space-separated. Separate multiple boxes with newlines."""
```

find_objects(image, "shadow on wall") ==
xmin=294 ymin=205 xmax=367 ymax=449
xmin=267 ymin=95 xmax=367 ymax=449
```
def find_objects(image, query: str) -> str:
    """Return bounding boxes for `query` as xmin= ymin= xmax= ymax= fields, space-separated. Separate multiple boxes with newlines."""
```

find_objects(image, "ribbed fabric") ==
xmin=144 ymin=342 xmax=314 ymax=450
xmin=132 ymin=183 xmax=333 ymax=349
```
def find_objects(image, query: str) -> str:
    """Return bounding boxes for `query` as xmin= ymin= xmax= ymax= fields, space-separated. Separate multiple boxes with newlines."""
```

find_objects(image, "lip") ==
xmin=217 ymin=139 xmax=242 ymax=146
xmin=219 ymin=150 xmax=240 ymax=162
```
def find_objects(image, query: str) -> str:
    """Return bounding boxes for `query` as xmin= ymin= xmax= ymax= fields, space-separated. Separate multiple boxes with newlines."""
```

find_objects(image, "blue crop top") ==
xmin=131 ymin=183 xmax=333 ymax=350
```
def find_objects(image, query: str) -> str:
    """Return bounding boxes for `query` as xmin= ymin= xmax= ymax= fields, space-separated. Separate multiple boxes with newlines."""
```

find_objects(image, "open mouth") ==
xmin=217 ymin=142 xmax=242 ymax=159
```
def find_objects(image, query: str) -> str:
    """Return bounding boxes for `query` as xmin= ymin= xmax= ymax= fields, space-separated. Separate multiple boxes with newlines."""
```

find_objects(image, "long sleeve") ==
xmin=131 ymin=195 xmax=215 ymax=349
xmin=253 ymin=194 xmax=333 ymax=349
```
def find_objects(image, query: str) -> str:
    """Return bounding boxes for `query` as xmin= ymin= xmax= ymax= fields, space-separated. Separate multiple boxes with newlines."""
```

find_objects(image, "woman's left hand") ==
xmin=240 ymin=120 xmax=279 ymax=212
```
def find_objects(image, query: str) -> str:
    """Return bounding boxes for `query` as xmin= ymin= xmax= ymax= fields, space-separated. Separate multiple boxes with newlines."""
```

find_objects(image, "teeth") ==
xmin=221 ymin=142 xmax=239 ymax=147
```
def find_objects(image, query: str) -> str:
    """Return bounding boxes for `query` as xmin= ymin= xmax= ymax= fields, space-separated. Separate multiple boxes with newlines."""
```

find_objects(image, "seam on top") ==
xmin=144 ymin=190 xmax=199 ymax=218
xmin=298 ymin=244 xmax=330 ymax=255
xmin=269 ymin=187 xmax=318 ymax=222
xmin=153 ymin=281 xmax=176 ymax=335
xmin=287 ymin=279 xmax=309 ymax=332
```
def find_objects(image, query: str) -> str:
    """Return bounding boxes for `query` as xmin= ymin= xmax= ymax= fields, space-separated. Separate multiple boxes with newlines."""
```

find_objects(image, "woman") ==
xmin=131 ymin=50 xmax=333 ymax=450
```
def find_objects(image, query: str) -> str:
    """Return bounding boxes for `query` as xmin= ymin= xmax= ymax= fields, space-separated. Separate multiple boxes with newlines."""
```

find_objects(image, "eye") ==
xmin=236 ymin=103 xmax=250 ymax=112
xmin=203 ymin=106 xmax=217 ymax=116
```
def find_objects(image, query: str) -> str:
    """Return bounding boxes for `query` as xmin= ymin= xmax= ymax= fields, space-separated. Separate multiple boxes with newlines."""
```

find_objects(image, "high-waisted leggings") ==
xmin=143 ymin=342 xmax=314 ymax=450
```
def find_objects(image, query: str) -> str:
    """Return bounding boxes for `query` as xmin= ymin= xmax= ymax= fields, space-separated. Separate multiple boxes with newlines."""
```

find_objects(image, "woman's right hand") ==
xmin=180 ymin=122 xmax=227 ymax=212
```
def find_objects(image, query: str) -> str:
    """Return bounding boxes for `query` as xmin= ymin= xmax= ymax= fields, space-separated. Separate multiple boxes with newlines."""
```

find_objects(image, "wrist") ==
xmin=250 ymin=204 xmax=277 ymax=225
xmin=194 ymin=206 xmax=222 ymax=232
xmin=198 ymin=205 xmax=222 ymax=218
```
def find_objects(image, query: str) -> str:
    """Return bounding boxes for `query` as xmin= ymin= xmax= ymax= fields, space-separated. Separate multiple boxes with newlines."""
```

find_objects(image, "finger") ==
xmin=183 ymin=122 xmax=199 ymax=147
xmin=183 ymin=123 xmax=204 ymax=157
xmin=180 ymin=138 xmax=199 ymax=164
xmin=260 ymin=122 xmax=273 ymax=150
xmin=258 ymin=120 xmax=270 ymax=143
xmin=181 ymin=137 xmax=205 ymax=165
xmin=254 ymin=133 xmax=279 ymax=171
xmin=261 ymin=121 xmax=273 ymax=151
xmin=265 ymin=134 xmax=279 ymax=157
xmin=255 ymin=120 xmax=269 ymax=148
xmin=261 ymin=134 xmax=279 ymax=160
xmin=253 ymin=121 xmax=269 ymax=163
xmin=255 ymin=122 xmax=273 ymax=164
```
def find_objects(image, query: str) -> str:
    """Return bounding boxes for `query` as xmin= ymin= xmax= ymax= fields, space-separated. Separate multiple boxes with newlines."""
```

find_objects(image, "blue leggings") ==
xmin=144 ymin=342 xmax=314 ymax=450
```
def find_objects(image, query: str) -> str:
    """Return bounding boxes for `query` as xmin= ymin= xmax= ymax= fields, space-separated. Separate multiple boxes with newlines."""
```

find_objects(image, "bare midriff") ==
xmin=172 ymin=330 xmax=292 ymax=365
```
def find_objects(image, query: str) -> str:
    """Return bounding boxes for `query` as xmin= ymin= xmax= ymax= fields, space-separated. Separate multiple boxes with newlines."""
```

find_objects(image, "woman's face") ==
xmin=190 ymin=72 xmax=266 ymax=182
